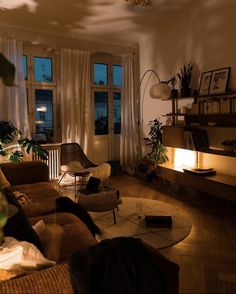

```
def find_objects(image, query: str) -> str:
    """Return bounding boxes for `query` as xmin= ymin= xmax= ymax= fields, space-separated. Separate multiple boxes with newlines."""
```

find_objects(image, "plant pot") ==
xmin=180 ymin=87 xmax=191 ymax=97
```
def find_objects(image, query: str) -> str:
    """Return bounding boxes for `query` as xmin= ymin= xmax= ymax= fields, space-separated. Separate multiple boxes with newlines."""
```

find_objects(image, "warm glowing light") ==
xmin=36 ymin=106 xmax=47 ymax=112
xmin=174 ymin=148 xmax=197 ymax=169
xmin=0 ymin=0 xmax=38 ymax=12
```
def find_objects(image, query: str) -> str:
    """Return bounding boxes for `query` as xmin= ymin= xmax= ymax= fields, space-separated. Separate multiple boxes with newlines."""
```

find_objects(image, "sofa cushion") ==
xmin=0 ymin=161 xmax=49 ymax=186
xmin=29 ymin=212 xmax=97 ymax=263
xmin=5 ymin=182 xmax=59 ymax=217
xmin=56 ymin=197 xmax=101 ymax=236
xmin=11 ymin=191 xmax=30 ymax=206
xmin=3 ymin=191 xmax=42 ymax=251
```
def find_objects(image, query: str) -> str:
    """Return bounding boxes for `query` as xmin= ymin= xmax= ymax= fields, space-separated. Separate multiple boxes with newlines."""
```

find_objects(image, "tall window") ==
xmin=92 ymin=54 xmax=122 ymax=136
xmin=22 ymin=47 xmax=57 ymax=143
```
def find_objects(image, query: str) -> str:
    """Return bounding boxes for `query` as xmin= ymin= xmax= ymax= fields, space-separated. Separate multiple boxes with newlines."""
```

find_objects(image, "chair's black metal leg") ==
xmin=74 ymin=176 xmax=77 ymax=198
xmin=58 ymin=172 xmax=66 ymax=187
xmin=113 ymin=210 xmax=116 ymax=224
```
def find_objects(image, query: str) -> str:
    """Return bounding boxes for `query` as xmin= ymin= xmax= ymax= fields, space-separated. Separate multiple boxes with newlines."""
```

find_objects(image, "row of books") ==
xmin=183 ymin=129 xmax=209 ymax=151
xmin=191 ymin=97 xmax=236 ymax=115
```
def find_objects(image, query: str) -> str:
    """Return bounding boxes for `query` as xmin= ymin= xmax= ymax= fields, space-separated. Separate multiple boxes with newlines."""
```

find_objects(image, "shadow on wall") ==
xmin=139 ymin=0 xmax=236 ymax=93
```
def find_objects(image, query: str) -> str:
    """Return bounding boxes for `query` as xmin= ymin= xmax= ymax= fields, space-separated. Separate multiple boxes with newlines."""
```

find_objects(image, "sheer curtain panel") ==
xmin=120 ymin=52 xmax=139 ymax=171
xmin=0 ymin=37 xmax=30 ymax=138
xmin=60 ymin=49 xmax=92 ymax=157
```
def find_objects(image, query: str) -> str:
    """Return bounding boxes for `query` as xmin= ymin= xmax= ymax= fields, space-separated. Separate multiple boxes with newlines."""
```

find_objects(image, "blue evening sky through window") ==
xmin=94 ymin=63 xmax=122 ymax=86
xmin=34 ymin=57 xmax=52 ymax=82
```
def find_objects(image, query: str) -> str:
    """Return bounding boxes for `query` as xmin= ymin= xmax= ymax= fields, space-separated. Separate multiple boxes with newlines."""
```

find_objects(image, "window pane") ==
xmin=35 ymin=89 xmax=53 ymax=142
xmin=94 ymin=92 xmax=108 ymax=135
xmin=94 ymin=63 xmax=108 ymax=85
xmin=113 ymin=65 xmax=122 ymax=87
xmin=113 ymin=92 xmax=121 ymax=134
xmin=34 ymin=57 xmax=52 ymax=82
xmin=22 ymin=55 xmax=27 ymax=80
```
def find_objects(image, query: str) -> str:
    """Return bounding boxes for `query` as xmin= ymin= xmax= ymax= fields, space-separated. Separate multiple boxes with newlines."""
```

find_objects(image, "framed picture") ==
xmin=198 ymin=71 xmax=212 ymax=96
xmin=209 ymin=67 xmax=231 ymax=95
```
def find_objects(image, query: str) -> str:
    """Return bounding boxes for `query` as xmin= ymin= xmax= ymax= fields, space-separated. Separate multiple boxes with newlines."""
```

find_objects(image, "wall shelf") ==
xmin=185 ymin=113 xmax=236 ymax=127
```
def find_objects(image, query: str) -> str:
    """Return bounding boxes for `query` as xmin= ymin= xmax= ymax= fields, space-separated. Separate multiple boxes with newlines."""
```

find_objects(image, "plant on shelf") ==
xmin=144 ymin=118 xmax=168 ymax=165
xmin=178 ymin=62 xmax=193 ymax=97
xmin=0 ymin=53 xmax=48 ymax=163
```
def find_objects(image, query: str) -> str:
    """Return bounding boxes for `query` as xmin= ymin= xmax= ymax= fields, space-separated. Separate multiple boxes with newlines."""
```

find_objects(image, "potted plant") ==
xmin=178 ymin=62 xmax=193 ymax=97
xmin=0 ymin=121 xmax=48 ymax=162
xmin=144 ymin=118 xmax=168 ymax=165
xmin=221 ymin=139 xmax=236 ymax=152
xmin=170 ymin=76 xmax=178 ymax=98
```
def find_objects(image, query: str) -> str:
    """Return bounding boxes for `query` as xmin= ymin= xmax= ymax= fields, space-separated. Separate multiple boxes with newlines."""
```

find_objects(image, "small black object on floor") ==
xmin=145 ymin=215 xmax=172 ymax=228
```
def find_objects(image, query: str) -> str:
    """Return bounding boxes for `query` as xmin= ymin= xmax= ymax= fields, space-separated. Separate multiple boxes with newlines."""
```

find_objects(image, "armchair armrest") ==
xmin=0 ymin=161 xmax=49 ymax=185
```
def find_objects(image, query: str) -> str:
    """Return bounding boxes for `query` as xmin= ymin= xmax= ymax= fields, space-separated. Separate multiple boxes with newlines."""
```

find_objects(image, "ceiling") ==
xmin=0 ymin=0 xmax=192 ymax=46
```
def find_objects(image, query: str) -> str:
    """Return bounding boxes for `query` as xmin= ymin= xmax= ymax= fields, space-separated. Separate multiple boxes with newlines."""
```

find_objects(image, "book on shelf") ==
xmin=183 ymin=128 xmax=209 ymax=151
xmin=233 ymin=98 xmax=236 ymax=113
xmin=220 ymin=98 xmax=230 ymax=113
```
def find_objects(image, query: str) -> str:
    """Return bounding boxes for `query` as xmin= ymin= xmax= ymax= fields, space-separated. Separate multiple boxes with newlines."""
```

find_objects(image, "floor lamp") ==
xmin=140 ymin=69 xmax=171 ymax=157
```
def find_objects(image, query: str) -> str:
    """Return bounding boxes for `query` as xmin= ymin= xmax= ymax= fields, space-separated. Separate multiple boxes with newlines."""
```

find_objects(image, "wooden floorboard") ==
xmin=109 ymin=174 xmax=236 ymax=294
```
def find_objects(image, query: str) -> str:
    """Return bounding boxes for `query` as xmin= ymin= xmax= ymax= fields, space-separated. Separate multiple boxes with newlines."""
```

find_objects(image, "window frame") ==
xmin=23 ymin=45 xmax=58 ymax=142
xmin=91 ymin=53 xmax=122 ymax=137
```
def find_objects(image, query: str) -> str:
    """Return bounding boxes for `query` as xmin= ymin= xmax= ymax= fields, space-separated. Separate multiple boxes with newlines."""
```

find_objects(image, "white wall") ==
xmin=139 ymin=0 xmax=236 ymax=176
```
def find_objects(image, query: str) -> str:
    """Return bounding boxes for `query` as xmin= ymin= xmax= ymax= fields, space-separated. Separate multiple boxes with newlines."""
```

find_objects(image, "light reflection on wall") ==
xmin=0 ymin=0 xmax=38 ymax=12
xmin=174 ymin=148 xmax=197 ymax=169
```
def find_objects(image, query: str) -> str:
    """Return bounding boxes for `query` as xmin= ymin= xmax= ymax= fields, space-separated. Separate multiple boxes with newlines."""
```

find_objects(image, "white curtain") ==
xmin=60 ymin=49 xmax=92 ymax=156
xmin=0 ymin=37 xmax=30 ymax=138
xmin=120 ymin=52 xmax=139 ymax=170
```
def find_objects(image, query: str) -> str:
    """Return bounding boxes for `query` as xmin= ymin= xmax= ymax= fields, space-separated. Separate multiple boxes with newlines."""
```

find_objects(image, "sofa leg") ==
xmin=113 ymin=210 xmax=116 ymax=224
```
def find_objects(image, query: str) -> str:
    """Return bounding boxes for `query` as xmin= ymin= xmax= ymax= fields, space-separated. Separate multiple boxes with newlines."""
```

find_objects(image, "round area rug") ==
xmin=90 ymin=197 xmax=192 ymax=250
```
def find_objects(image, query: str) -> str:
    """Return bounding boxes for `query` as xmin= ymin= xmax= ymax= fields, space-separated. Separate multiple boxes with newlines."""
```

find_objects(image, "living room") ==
xmin=0 ymin=0 xmax=236 ymax=293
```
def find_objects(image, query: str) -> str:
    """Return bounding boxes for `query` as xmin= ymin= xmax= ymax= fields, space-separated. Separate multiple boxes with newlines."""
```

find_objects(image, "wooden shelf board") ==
xmin=156 ymin=163 xmax=236 ymax=201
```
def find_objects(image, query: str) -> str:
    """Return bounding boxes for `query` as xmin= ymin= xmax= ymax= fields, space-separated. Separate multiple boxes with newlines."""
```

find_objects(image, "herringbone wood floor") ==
xmin=109 ymin=174 xmax=236 ymax=294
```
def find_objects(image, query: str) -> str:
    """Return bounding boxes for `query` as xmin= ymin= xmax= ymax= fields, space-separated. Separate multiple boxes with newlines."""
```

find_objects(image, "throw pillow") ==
xmin=3 ymin=191 xmax=42 ymax=251
xmin=12 ymin=191 xmax=30 ymax=206
xmin=0 ymin=236 xmax=55 ymax=281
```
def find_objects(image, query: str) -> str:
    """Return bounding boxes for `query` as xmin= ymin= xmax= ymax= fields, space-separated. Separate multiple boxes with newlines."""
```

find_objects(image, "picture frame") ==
xmin=209 ymin=67 xmax=231 ymax=95
xmin=198 ymin=71 xmax=212 ymax=96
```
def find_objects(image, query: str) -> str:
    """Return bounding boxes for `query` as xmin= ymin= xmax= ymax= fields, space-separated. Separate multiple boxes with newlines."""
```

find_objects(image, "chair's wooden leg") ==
xmin=113 ymin=210 xmax=116 ymax=224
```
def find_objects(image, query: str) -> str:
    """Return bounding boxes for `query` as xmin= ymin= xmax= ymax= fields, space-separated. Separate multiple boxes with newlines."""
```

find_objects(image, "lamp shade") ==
xmin=149 ymin=82 xmax=171 ymax=99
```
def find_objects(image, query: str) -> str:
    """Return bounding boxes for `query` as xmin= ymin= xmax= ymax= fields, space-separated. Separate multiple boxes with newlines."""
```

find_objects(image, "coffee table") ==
xmin=90 ymin=197 xmax=192 ymax=250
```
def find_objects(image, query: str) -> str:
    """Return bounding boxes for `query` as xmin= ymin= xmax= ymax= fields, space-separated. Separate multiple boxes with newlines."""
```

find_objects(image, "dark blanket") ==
xmin=69 ymin=237 xmax=179 ymax=294
xmin=56 ymin=197 xmax=101 ymax=236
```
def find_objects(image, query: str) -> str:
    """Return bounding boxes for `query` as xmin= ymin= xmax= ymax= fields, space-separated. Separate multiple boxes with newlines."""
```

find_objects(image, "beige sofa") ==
xmin=0 ymin=161 xmax=179 ymax=293
xmin=0 ymin=161 xmax=97 ymax=263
